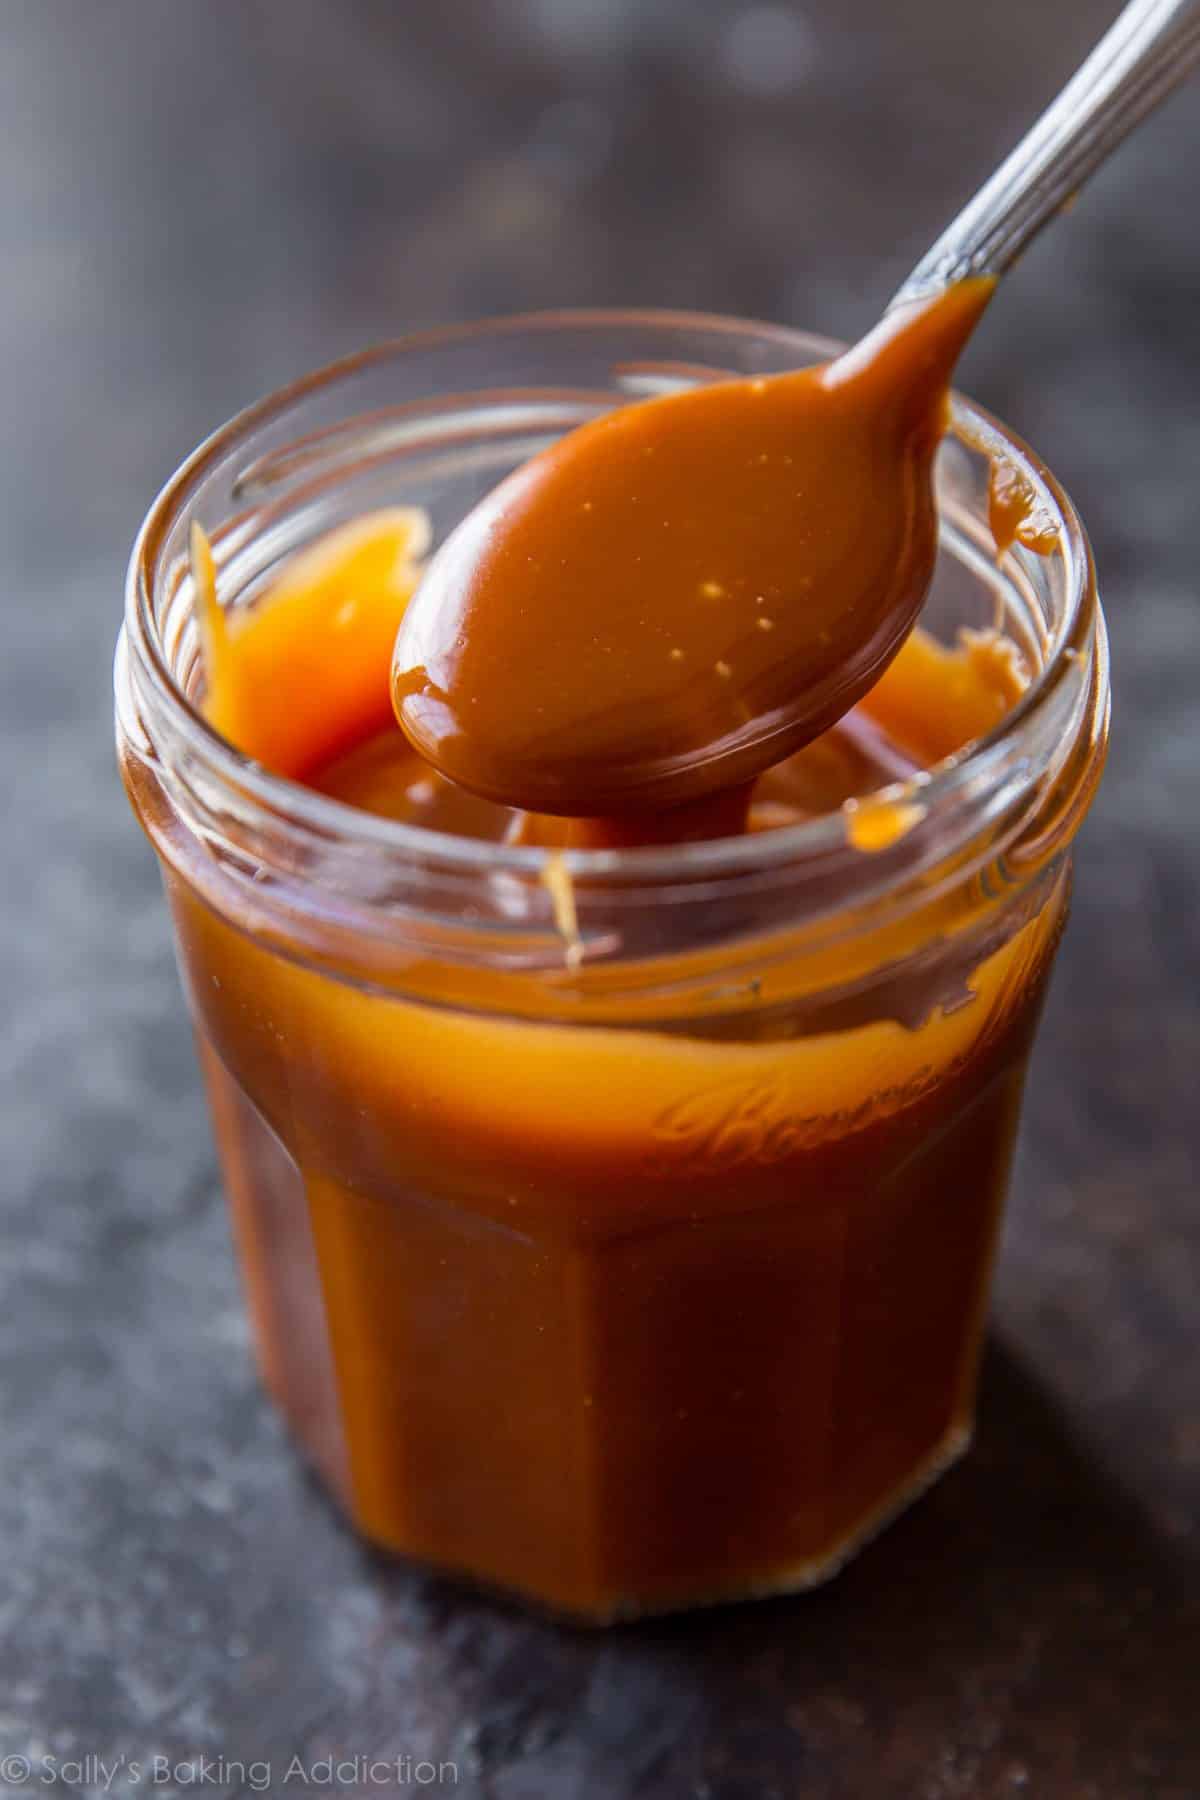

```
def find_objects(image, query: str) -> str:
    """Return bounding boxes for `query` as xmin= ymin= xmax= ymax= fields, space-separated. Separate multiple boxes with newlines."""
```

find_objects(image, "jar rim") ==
xmin=118 ymin=306 xmax=1104 ymax=899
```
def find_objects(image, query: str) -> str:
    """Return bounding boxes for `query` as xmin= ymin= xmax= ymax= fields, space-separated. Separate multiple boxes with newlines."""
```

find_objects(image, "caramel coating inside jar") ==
xmin=170 ymin=485 xmax=1063 ymax=1620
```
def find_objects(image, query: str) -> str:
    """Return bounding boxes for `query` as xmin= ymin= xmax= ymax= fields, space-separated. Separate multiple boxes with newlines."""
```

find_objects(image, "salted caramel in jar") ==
xmin=117 ymin=314 xmax=1107 ymax=1619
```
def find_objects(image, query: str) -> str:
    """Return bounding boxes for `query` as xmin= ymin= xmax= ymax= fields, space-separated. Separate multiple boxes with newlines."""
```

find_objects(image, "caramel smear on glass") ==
xmin=988 ymin=460 xmax=1059 ymax=558
xmin=191 ymin=510 xmax=431 ymax=780
xmin=539 ymin=851 xmax=583 ymax=970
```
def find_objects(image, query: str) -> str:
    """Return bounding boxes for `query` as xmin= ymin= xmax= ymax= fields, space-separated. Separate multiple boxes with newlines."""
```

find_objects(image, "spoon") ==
xmin=394 ymin=0 xmax=1200 ymax=818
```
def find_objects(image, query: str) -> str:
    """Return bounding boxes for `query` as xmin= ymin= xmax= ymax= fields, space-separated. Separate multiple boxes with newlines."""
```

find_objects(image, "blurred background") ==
xmin=2 ymin=2 xmax=1197 ymax=1794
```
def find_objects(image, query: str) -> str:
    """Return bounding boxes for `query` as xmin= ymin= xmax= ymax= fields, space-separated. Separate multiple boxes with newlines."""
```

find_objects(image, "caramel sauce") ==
xmin=160 ymin=501 xmax=1075 ymax=1620
xmin=842 ymin=792 xmax=928 ymax=854
xmin=200 ymin=509 xmax=430 ymax=780
xmin=392 ymin=280 xmax=995 ymax=815
xmin=988 ymin=458 xmax=1060 ymax=558
xmin=195 ymin=514 xmax=1021 ymax=849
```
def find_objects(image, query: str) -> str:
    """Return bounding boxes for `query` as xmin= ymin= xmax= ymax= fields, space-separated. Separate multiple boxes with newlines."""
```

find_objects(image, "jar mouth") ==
xmin=118 ymin=307 xmax=1105 ymax=904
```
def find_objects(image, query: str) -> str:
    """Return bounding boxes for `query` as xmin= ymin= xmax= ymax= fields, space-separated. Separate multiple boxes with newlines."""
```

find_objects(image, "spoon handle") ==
xmin=893 ymin=0 xmax=1200 ymax=305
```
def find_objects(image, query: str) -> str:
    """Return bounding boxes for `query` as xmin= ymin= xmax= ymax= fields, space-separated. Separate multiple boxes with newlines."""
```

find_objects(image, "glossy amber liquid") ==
xmin=148 ymin=514 xmax=1062 ymax=1618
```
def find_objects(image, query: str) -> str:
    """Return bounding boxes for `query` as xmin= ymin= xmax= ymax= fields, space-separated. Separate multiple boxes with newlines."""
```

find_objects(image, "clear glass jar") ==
xmin=115 ymin=312 xmax=1109 ymax=1621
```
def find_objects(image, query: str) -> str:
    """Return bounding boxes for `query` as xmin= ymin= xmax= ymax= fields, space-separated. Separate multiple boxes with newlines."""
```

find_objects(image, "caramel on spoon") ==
xmin=394 ymin=0 xmax=1200 ymax=817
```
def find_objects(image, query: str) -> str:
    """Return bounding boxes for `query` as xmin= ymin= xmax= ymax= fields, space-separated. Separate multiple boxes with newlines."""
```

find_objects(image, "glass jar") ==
xmin=115 ymin=312 xmax=1109 ymax=1622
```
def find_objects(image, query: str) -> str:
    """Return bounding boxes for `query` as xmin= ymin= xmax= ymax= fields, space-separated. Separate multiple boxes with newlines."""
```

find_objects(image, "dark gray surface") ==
xmin=2 ymin=2 xmax=1198 ymax=1795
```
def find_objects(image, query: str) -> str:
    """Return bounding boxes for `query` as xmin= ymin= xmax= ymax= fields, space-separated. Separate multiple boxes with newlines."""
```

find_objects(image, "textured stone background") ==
xmin=2 ymin=2 xmax=1197 ymax=1795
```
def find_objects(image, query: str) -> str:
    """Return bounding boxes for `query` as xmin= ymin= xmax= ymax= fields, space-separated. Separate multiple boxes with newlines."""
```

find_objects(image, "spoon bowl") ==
xmin=393 ymin=283 xmax=990 ymax=814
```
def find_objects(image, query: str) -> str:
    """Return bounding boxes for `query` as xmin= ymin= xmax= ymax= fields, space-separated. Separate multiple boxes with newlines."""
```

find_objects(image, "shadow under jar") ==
xmin=115 ymin=312 xmax=1109 ymax=1622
